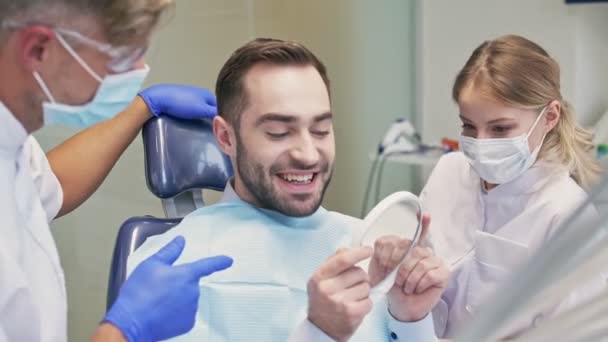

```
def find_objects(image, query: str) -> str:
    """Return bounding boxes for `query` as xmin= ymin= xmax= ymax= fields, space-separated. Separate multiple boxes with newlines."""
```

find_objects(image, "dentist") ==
xmin=0 ymin=1 xmax=232 ymax=341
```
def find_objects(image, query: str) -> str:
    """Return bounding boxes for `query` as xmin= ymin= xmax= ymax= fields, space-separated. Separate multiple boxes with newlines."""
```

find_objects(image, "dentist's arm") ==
xmin=48 ymin=96 xmax=149 ymax=218
xmin=47 ymin=85 xmax=217 ymax=218
xmin=90 ymin=324 xmax=126 ymax=342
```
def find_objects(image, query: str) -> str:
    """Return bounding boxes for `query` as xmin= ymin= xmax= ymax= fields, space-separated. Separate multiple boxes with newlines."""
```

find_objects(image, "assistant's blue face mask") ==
xmin=33 ymin=29 xmax=149 ymax=127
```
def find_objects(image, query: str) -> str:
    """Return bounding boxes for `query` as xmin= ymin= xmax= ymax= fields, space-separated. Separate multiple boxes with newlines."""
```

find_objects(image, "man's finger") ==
xmin=318 ymin=247 xmax=372 ymax=279
xmin=345 ymin=298 xmax=373 ymax=318
xmin=373 ymin=240 xmax=392 ymax=274
xmin=338 ymin=281 xmax=371 ymax=302
xmin=387 ymin=238 xmax=412 ymax=272
xmin=324 ymin=266 xmax=369 ymax=293
xmin=419 ymin=213 xmax=431 ymax=242
xmin=403 ymin=257 xmax=441 ymax=294
xmin=394 ymin=247 xmax=433 ymax=287
xmin=414 ymin=267 xmax=447 ymax=294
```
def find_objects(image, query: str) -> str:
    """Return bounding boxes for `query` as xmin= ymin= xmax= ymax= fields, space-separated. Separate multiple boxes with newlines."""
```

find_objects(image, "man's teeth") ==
xmin=281 ymin=173 xmax=314 ymax=184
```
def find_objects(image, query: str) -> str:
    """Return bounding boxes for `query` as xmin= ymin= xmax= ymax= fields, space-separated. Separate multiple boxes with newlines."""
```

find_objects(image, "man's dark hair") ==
xmin=216 ymin=37 xmax=330 ymax=127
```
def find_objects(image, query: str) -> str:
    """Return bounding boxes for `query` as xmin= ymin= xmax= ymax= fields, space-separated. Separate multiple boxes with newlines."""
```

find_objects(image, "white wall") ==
xmin=418 ymin=0 xmax=608 ymax=144
xmin=574 ymin=5 xmax=608 ymax=126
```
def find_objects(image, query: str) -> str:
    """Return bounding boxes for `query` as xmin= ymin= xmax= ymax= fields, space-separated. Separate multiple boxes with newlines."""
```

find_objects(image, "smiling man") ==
xmin=217 ymin=40 xmax=334 ymax=218
xmin=127 ymin=38 xmax=444 ymax=341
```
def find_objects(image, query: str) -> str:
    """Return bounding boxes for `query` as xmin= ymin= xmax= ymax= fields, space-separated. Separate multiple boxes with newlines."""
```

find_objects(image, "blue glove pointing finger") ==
xmin=139 ymin=84 xmax=218 ymax=119
xmin=103 ymin=236 xmax=233 ymax=341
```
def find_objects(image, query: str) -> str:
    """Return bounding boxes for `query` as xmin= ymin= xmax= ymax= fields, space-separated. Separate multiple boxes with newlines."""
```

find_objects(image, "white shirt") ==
xmin=219 ymin=181 xmax=435 ymax=342
xmin=421 ymin=152 xmax=606 ymax=338
xmin=0 ymin=102 xmax=66 ymax=341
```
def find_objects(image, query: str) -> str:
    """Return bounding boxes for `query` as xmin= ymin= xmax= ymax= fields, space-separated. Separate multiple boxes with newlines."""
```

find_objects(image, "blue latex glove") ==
xmin=139 ymin=84 xmax=218 ymax=119
xmin=104 ymin=236 xmax=233 ymax=341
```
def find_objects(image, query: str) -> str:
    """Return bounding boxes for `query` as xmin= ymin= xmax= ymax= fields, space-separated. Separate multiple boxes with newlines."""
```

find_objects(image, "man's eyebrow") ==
xmin=314 ymin=112 xmax=333 ymax=122
xmin=255 ymin=112 xmax=333 ymax=126
xmin=255 ymin=113 xmax=297 ymax=126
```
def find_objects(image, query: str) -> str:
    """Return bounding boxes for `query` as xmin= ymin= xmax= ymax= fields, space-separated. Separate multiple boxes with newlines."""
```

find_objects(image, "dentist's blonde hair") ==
xmin=453 ymin=34 xmax=601 ymax=191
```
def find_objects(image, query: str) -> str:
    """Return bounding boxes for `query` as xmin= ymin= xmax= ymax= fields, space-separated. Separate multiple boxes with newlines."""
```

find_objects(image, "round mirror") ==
xmin=355 ymin=191 xmax=422 ymax=294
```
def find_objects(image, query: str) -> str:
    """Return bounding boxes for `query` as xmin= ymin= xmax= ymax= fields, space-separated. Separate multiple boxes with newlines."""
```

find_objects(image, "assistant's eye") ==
xmin=492 ymin=125 xmax=513 ymax=134
xmin=461 ymin=123 xmax=477 ymax=134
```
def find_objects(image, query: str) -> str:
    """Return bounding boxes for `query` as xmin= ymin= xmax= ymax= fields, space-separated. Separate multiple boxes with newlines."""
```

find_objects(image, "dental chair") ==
xmin=106 ymin=116 xmax=233 ymax=310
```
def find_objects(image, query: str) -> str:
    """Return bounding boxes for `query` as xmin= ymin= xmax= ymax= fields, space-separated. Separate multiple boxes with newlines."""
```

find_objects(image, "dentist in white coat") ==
xmin=0 ymin=1 xmax=233 ymax=341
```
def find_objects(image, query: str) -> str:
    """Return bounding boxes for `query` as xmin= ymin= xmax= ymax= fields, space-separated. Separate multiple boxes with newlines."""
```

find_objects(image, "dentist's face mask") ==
xmin=459 ymin=106 xmax=548 ymax=185
xmin=33 ymin=29 xmax=149 ymax=127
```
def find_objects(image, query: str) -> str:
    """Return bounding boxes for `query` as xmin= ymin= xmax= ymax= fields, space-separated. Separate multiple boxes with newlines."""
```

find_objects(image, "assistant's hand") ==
xmin=139 ymin=84 xmax=217 ymax=119
xmin=103 ymin=236 xmax=233 ymax=341
xmin=386 ymin=214 xmax=449 ymax=322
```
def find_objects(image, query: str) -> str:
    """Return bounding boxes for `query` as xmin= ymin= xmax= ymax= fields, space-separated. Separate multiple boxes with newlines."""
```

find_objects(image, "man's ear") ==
xmin=544 ymin=100 xmax=561 ymax=132
xmin=16 ymin=25 xmax=56 ymax=71
xmin=213 ymin=115 xmax=237 ymax=157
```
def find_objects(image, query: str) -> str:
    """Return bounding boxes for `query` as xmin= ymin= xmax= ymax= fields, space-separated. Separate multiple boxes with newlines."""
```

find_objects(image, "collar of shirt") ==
xmin=481 ymin=161 xmax=569 ymax=198
xmin=219 ymin=177 xmax=240 ymax=203
xmin=0 ymin=101 xmax=29 ymax=156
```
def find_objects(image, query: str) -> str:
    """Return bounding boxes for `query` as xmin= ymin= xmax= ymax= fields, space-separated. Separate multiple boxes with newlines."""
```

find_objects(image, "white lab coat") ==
xmin=421 ymin=152 xmax=606 ymax=338
xmin=0 ymin=102 xmax=66 ymax=341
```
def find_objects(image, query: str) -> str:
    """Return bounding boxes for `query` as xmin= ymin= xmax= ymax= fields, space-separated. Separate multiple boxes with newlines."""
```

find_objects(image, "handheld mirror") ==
xmin=355 ymin=191 xmax=423 ymax=295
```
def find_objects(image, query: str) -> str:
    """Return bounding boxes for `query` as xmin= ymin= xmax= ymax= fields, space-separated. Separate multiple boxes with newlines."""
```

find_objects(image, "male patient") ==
xmin=128 ymin=38 xmax=446 ymax=341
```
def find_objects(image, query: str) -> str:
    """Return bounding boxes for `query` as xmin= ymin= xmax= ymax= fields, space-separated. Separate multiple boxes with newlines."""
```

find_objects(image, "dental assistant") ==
xmin=416 ymin=35 xmax=605 ymax=338
xmin=0 ymin=1 xmax=232 ymax=341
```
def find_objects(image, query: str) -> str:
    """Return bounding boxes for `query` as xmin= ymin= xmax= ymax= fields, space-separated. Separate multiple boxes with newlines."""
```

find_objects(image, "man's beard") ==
xmin=235 ymin=137 xmax=332 ymax=217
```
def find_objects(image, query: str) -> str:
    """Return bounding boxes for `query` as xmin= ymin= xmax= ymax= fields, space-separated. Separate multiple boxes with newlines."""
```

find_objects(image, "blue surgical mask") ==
xmin=33 ymin=30 xmax=149 ymax=127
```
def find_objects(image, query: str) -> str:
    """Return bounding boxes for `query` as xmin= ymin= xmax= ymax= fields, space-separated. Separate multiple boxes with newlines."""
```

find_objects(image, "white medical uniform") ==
xmin=0 ymin=102 xmax=67 ymax=341
xmin=422 ymin=152 xmax=606 ymax=338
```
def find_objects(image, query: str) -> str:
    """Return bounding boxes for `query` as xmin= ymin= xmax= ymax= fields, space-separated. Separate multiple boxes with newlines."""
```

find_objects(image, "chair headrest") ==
xmin=142 ymin=116 xmax=233 ymax=199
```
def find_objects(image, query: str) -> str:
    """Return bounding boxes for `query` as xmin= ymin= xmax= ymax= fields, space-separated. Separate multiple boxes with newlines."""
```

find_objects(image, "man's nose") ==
xmin=290 ymin=133 xmax=320 ymax=167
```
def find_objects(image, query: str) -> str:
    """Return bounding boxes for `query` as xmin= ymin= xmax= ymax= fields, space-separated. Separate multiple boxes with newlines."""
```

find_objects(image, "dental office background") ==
xmin=32 ymin=0 xmax=608 ymax=340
